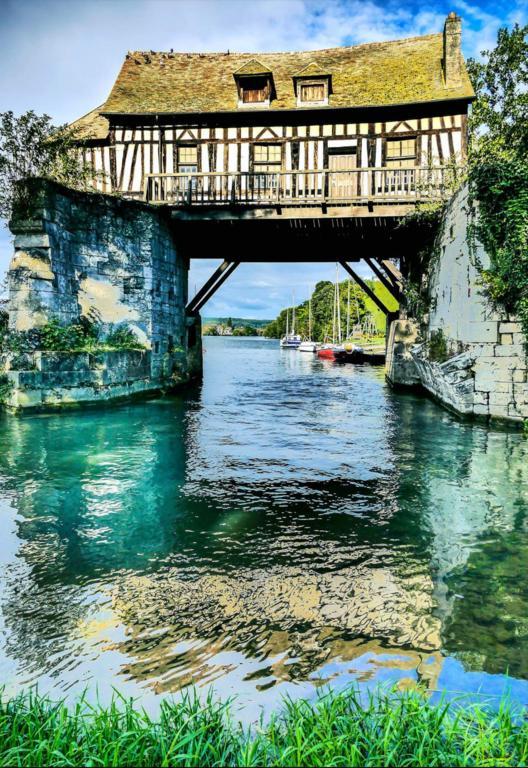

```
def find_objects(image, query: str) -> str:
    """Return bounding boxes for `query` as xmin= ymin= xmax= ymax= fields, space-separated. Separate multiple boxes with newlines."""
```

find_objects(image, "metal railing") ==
xmin=144 ymin=166 xmax=463 ymax=206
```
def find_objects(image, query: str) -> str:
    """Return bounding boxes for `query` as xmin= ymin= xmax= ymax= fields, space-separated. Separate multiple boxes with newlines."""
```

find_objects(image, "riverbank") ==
xmin=1 ymin=686 xmax=526 ymax=767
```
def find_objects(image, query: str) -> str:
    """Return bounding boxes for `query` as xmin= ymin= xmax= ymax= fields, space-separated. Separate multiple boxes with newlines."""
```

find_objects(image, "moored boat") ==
xmin=299 ymin=295 xmax=317 ymax=352
xmin=280 ymin=296 xmax=302 ymax=348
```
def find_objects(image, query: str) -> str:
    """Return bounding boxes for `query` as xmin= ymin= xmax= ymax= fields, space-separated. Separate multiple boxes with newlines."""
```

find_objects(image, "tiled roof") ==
xmin=293 ymin=62 xmax=330 ymax=78
xmin=233 ymin=59 xmax=272 ymax=76
xmin=69 ymin=106 xmax=109 ymax=141
xmin=99 ymin=33 xmax=474 ymax=116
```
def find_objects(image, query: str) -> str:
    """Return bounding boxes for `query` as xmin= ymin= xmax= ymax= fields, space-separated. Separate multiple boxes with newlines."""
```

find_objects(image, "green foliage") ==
xmin=467 ymin=25 xmax=528 ymax=342
xmin=1 ymin=686 xmax=528 ymax=767
xmin=0 ymin=110 xmax=98 ymax=222
xmin=264 ymin=279 xmax=375 ymax=341
xmin=428 ymin=328 xmax=449 ymax=363
xmin=467 ymin=25 xmax=528 ymax=165
xmin=0 ymin=374 xmax=12 ymax=404
xmin=105 ymin=325 xmax=144 ymax=350
xmin=0 ymin=319 xmax=144 ymax=355
xmin=232 ymin=325 xmax=258 ymax=336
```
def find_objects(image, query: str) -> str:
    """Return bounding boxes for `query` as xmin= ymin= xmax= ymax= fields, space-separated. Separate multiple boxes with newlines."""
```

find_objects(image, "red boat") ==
xmin=317 ymin=345 xmax=342 ymax=360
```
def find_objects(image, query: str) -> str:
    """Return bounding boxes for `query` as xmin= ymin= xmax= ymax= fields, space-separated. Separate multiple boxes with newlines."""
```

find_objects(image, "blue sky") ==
xmin=1 ymin=0 xmax=526 ymax=318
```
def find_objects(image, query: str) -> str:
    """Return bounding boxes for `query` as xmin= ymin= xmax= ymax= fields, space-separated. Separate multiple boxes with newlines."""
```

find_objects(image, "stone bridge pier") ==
xmin=2 ymin=178 xmax=202 ymax=411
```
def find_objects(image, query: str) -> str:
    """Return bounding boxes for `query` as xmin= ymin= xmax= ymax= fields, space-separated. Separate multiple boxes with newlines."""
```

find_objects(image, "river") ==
xmin=0 ymin=335 xmax=528 ymax=721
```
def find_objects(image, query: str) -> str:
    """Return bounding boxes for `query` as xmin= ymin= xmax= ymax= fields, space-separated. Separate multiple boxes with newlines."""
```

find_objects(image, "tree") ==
xmin=263 ymin=279 xmax=368 ymax=341
xmin=466 ymin=25 xmax=528 ymax=339
xmin=467 ymin=24 xmax=528 ymax=164
xmin=0 ymin=111 xmax=96 ymax=222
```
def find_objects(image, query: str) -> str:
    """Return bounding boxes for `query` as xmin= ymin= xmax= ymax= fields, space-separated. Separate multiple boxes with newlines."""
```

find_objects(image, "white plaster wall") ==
xmin=428 ymin=186 xmax=501 ymax=345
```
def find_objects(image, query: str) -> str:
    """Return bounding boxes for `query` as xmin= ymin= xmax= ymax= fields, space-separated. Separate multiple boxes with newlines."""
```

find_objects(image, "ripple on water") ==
xmin=0 ymin=336 xmax=528 ymax=718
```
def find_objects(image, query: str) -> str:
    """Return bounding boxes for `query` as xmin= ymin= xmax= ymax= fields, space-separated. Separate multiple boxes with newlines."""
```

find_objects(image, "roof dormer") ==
xmin=293 ymin=62 xmax=332 ymax=106
xmin=233 ymin=59 xmax=275 ymax=108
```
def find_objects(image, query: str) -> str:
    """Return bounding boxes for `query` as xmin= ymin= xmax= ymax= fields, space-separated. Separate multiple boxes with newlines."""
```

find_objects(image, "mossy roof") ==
xmin=293 ymin=61 xmax=330 ymax=78
xmin=99 ymin=33 xmax=473 ymax=116
xmin=233 ymin=59 xmax=272 ymax=76
xmin=71 ymin=32 xmax=474 ymax=139
xmin=69 ymin=105 xmax=110 ymax=141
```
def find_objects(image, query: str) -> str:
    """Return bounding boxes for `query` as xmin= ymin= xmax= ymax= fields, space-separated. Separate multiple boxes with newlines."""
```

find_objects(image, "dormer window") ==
xmin=242 ymin=76 xmax=269 ymax=104
xmin=299 ymin=81 xmax=326 ymax=104
xmin=293 ymin=62 xmax=331 ymax=107
xmin=233 ymin=59 xmax=274 ymax=109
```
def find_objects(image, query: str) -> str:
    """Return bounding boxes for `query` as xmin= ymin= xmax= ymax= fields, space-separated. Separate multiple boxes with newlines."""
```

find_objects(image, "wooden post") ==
xmin=186 ymin=260 xmax=240 ymax=314
xmin=339 ymin=261 xmax=392 ymax=315
xmin=378 ymin=259 xmax=403 ymax=289
xmin=364 ymin=257 xmax=402 ymax=303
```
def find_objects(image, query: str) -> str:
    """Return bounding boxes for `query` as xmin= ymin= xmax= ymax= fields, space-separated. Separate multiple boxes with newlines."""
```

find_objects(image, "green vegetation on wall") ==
xmin=466 ymin=24 xmax=528 ymax=341
xmin=0 ymin=318 xmax=145 ymax=355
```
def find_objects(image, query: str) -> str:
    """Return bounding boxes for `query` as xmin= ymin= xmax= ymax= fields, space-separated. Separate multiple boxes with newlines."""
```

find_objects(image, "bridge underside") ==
xmin=174 ymin=213 xmax=430 ymax=264
xmin=182 ymin=212 xmax=419 ymax=315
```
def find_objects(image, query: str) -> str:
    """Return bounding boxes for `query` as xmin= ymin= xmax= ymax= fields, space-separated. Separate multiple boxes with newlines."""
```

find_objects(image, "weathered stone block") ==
xmin=488 ymin=392 xmax=513 ymax=406
xmin=494 ymin=344 xmax=525 ymax=358
xmin=499 ymin=322 xmax=522 ymax=334
xmin=500 ymin=334 xmax=513 ymax=345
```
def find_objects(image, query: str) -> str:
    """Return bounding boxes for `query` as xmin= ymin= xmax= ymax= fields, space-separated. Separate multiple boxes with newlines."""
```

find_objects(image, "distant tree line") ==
xmin=263 ymin=280 xmax=371 ymax=341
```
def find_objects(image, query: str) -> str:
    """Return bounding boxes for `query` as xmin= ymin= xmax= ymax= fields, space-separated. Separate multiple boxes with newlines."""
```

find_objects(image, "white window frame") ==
xmin=296 ymin=79 xmax=329 ymax=107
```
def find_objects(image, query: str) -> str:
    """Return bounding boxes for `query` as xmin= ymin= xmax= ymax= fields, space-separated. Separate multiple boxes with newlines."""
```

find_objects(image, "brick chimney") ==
xmin=443 ymin=12 xmax=462 ymax=87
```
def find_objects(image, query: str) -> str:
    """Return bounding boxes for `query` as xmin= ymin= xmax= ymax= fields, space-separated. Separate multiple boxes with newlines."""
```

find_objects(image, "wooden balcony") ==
xmin=144 ymin=166 xmax=463 ymax=212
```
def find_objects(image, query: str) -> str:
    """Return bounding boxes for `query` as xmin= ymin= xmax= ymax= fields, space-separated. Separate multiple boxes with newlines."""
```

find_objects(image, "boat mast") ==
xmin=292 ymin=292 xmax=295 ymax=335
xmin=336 ymin=263 xmax=342 ymax=344
xmin=286 ymin=306 xmax=289 ymax=337
xmin=332 ymin=269 xmax=336 ymax=345
xmin=308 ymin=294 xmax=312 ymax=340
xmin=346 ymin=280 xmax=350 ymax=340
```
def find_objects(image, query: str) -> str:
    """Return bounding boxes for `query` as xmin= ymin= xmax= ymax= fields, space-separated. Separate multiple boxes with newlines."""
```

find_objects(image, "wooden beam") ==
xmin=364 ymin=257 xmax=402 ymax=303
xmin=378 ymin=259 xmax=403 ymax=288
xmin=186 ymin=260 xmax=239 ymax=314
xmin=339 ymin=261 xmax=392 ymax=315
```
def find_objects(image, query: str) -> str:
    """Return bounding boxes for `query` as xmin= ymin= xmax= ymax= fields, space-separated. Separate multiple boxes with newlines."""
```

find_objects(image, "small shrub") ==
xmin=105 ymin=325 xmax=143 ymax=350
xmin=428 ymin=328 xmax=449 ymax=363
xmin=0 ymin=319 xmax=143 ymax=355
xmin=0 ymin=374 xmax=12 ymax=404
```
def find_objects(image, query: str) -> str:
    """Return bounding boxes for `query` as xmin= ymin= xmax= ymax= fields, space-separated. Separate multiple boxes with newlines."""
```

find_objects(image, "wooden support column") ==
xmin=186 ymin=260 xmax=239 ymax=314
xmin=364 ymin=257 xmax=402 ymax=303
xmin=378 ymin=259 xmax=403 ymax=289
xmin=339 ymin=260 xmax=392 ymax=315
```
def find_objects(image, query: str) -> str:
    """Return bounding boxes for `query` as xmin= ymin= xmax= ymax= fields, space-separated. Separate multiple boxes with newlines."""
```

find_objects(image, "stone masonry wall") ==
xmin=387 ymin=185 xmax=528 ymax=424
xmin=4 ymin=179 xmax=202 ymax=410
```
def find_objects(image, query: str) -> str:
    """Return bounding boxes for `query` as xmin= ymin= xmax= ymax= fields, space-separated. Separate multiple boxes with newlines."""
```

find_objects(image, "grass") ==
xmin=1 ymin=686 xmax=528 ymax=767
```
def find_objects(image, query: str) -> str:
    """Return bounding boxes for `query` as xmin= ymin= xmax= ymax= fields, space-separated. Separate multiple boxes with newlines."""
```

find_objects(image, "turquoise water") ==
xmin=1 ymin=336 xmax=528 ymax=721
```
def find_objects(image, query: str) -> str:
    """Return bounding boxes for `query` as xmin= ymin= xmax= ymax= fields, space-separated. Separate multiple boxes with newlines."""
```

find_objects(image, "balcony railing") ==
xmin=144 ymin=166 xmax=463 ymax=207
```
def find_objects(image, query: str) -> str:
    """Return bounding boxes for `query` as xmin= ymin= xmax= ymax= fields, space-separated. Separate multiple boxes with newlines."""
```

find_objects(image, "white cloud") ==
xmin=1 ymin=0 xmax=525 ymax=316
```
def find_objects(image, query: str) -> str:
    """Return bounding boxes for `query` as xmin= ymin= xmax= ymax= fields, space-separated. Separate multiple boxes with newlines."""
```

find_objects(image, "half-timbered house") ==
xmin=72 ymin=12 xmax=474 ymax=211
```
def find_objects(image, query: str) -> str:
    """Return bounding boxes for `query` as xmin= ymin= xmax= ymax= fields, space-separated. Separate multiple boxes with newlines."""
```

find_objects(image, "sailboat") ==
xmin=298 ymin=293 xmax=317 ymax=352
xmin=280 ymin=294 xmax=302 ymax=348
xmin=317 ymin=264 xmax=344 ymax=359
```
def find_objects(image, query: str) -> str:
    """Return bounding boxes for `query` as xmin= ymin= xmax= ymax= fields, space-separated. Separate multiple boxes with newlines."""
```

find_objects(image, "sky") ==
xmin=1 ymin=0 xmax=526 ymax=319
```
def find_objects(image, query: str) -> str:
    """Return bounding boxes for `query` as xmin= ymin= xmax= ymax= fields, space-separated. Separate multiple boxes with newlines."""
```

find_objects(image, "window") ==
xmin=178 ymin=145 xmax=198 ymax=173
xmin=300 ymin=82 xmax=325 ymax=103
xmin=382 ymin=137 xmax=417 ymax=195
xmin=252 ymin=144 xmax=282 ymax=194
xmin=253 ymin=143 xmax=281 ymax=169
xmin=242 ymin=77 xmax=268 ymax=104
xmin=386 ymin=138 xmax=416 ymax=168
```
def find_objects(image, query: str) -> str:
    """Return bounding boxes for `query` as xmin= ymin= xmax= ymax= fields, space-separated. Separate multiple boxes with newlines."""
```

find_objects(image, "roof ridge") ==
xmin=126 ymin=32 xmax=443 ymax=59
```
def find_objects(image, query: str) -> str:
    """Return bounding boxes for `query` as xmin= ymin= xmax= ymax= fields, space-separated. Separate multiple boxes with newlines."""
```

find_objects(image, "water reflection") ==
xmin=0 ymin=337 xmax=527 ymax=717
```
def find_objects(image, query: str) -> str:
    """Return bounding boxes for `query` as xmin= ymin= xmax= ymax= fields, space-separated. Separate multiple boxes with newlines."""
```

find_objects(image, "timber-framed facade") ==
xmin=73 ymin=12 xmax=474 ymax=211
